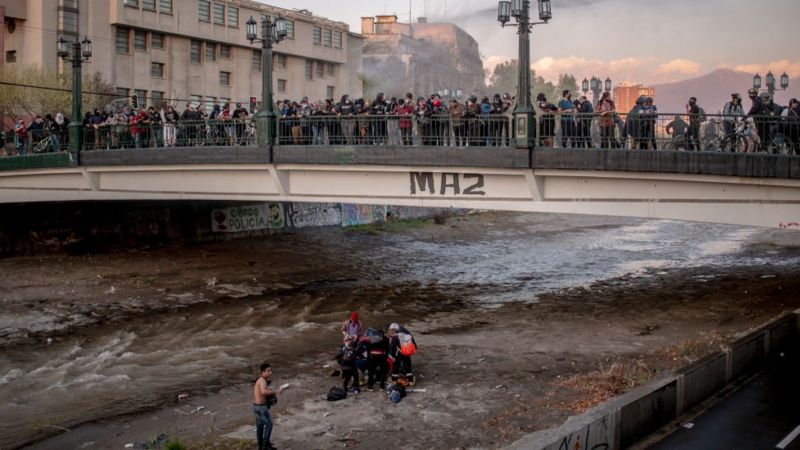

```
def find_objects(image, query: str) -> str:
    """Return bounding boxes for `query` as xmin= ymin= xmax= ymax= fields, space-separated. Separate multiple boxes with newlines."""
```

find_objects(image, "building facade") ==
xmin=360 ymin=15 xmax=484 ymax=99
xmin=612 ymin=82 xmax=655 ymax=114
xmin=0 ymin=0 xmax=363 ymax=113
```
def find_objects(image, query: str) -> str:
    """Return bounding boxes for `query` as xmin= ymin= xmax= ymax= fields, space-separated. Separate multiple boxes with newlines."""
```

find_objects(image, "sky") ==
xmin=260 ymin=0 xmax=800 ymax=86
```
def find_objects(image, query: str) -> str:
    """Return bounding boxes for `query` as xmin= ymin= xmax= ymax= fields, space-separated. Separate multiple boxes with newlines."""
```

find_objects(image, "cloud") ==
xmin=655 ymin=59 xmax=701 ymax=76
xmin=733 ymin=59 xmax=800 ymax=78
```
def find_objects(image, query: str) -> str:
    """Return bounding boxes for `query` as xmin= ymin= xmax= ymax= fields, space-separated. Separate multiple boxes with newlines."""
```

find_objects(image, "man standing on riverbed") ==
xmin=253 ymin=362 xmax=285 ymax=450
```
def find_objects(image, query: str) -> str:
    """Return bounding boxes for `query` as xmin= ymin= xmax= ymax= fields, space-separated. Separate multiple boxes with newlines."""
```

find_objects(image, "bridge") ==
xmin=2 ymin=139 xmax=799 ymax=229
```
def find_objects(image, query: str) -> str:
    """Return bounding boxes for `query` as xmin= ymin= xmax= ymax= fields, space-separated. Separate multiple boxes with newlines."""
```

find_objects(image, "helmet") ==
xmin=760 ymin=91 xmax=771 ymax=99
xmin=748 ymin=88 xmax=758 ymax=97
xmin=645 ymin=97 xmax=653 ymax=103
xmin=731 ymin=93 xmax=741 ymax=100
xmin=536 ymin=93 xmax=546 ymax=102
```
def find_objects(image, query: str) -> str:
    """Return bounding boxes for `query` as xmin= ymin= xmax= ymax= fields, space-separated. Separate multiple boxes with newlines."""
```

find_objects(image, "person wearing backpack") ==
xmin=336 ymin=337 xmax=361 ymax=394
xmin=361 ymin=328 xmax=389 ymax=390
xmin=388 ymin=323 xmax=417 ymax=383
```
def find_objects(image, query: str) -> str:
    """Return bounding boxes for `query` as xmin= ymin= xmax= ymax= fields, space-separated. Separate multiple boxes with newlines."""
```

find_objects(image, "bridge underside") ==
xmin=1 ymin=163 xmax=798 ymax=229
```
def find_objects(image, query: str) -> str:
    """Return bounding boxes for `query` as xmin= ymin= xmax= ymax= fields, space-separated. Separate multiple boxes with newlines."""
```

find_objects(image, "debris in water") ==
xmin=206 ymin=277 xmax=218 ymax=287
xmin=681 ymin=422 xmax=695 ymax=429
xmin=105 ymin=286 xmax=116 ymax=294
xmin=177 ymin=393 xmax=189 ymax=401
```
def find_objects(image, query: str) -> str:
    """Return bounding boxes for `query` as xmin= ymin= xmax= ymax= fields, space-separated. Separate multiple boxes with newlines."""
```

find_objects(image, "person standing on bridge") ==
xmin=558 ymin=90 xmax=577 ymax=148
xmin=723 ymin=94 xmax=745 ymax=152
xmin=596 ymin=92 xmax=616 ymax=149
xmin=686 ymin=97 xmax=703 ymax=151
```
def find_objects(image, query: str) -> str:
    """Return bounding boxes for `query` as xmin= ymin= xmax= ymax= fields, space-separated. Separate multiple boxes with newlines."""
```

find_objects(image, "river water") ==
xmin=1 ymin=214 xmax=798 ymax=448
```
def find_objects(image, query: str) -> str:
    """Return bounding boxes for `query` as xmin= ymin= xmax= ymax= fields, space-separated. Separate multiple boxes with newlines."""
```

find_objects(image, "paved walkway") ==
xmin=651 ymin=352 xmax=800 ymax=450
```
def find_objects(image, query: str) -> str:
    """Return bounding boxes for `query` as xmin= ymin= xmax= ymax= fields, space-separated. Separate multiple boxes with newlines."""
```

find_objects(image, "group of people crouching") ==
xmin=336 ymin=312 xmax=417 ymax=398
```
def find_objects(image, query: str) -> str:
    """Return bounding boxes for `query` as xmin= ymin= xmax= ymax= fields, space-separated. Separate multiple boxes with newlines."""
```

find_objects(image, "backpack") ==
xmin=327 ymin=387 xmax=347 ymax=401
xmin=388 ymin=384 xmax=406 ymax=403
xmin=341 ymin=345 xmax=357 ymax=363
xmin=365 ymin=328 xmax=385 ymax=345
xmin=397 ymin=332 xmax=416 ymax=357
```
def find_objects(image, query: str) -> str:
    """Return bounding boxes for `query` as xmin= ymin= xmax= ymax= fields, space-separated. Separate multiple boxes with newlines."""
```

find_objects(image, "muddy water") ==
xmin=1 ymin=214 xmax=798 ymax=448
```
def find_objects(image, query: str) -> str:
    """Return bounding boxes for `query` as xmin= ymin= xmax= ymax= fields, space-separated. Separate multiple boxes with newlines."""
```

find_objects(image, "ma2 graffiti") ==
xmin=409 ymin=172 xmax=486 ymax=196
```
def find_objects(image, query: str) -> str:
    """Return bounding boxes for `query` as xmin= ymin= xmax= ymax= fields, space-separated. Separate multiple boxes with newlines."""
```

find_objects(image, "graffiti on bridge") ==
xmin=409 ymin=172 xmax=486 ymax=196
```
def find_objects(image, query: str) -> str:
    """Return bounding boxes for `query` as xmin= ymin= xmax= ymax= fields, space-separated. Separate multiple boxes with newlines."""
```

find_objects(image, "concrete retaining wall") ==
xmin=506 ymin=310 xmax=800 ymax=450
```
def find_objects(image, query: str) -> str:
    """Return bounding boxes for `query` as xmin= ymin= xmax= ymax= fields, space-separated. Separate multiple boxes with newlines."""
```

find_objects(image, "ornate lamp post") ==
xmin=246 ymin=15 xmax=287 ymax=147
xmin=498 ymin=0 xmax=551 ymax=149
xmin=57 ymin=34 xmax=92 ymax=156
xmin=753 ymin=71 xmax=789 ymax=100
xmin=604 ymin=77 xmax=612 ymax=93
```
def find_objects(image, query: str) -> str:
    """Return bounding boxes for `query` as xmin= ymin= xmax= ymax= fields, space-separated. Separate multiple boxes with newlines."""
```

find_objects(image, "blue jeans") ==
xmin=51 ymin=134 xmax=61 ymax=152
xmin=253 ymin=404 xmax=272 ymax=449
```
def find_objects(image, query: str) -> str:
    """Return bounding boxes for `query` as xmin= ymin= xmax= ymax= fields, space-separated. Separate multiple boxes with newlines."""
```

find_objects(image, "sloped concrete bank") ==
xmin=506 ymin=310 xmax=800 ymax=450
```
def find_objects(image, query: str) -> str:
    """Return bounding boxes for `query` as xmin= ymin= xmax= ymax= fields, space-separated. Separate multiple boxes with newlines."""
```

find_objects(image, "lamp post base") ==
xmin=255 ymin=111 xmax=274 ymax=148
xmin=513 ymin=110 xmax=536 ymax=149
xmin=68 ymin=121 xmax=82 ymax=162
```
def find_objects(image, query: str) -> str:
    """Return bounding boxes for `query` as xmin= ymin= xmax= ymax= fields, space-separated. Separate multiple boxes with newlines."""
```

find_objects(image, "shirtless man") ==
xmin=253 ymin=362 xmax=285 ymax=450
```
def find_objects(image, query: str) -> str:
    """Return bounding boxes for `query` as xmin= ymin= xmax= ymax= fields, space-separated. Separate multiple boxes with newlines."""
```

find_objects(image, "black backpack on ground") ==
xmin=327 ymin=386 xmax=347 ymax=401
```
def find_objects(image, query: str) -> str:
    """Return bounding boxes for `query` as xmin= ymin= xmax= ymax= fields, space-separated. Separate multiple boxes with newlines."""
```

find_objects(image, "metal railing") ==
xmin=537 ymin=112 xmax=800 ymax=154
xmin=276 ymin=114 xmax=513 ymax=147
xmin=82 ymin=118 xmax=256 ymax=151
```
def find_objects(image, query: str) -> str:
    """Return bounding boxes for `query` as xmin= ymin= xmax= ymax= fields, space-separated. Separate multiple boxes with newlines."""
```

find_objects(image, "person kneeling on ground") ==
xmin=253 ymin=362 xmax=286 ymax=450
xmin=388 ymin=323 xmax=417 ymax=383
xmin=336 ymin=336 xmax=361 ymax=394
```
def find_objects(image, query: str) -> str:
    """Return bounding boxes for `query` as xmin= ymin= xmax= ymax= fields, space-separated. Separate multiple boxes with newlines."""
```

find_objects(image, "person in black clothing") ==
xmin=747 ymin=88 xmax=769 ymax=150
xmin=785 ymin=98 xmax=800 ymax=154
xmin=336 ymin=337 xmax=361 ymax=394
xmin=233 ymin=102 xmax=249 ymax=145
xmin=537 ymin=93 xmax=557 ymax=147
xmin=369 ymin=93 xmax=388 ymax=145
xmin=576 ymin=96 xmax=594 ymax=148
xmin=360 ymin=328 xmax=389 ymax=390
xmin=686 ymin=97 xmax=702 ymax=151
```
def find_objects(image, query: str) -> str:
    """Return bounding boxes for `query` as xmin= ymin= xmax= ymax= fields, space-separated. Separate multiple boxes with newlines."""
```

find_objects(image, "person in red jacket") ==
xmin=396 ymin=99 xmax=414 ymax=145
xmin=130 ymin=110 xmax=149 ymax=149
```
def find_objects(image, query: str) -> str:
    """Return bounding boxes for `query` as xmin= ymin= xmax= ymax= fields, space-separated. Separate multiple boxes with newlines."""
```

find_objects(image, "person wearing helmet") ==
xmin=685 ymin=97 xmax=703 ymax=151
xmin=723 ymin=94 xmax=744 ymax=151
xmin=387 ymin=323 xmax=417 ymax=383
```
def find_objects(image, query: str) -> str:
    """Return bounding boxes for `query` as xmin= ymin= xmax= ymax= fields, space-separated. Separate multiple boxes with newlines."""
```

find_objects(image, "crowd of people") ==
xmin=252 ymin=312 xmax=417 ymax=450
xmin=3 ymin=89 xmax=799 ymax=156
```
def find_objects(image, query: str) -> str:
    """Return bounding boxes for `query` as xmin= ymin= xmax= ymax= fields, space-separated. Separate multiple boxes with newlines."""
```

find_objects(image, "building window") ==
xmin=227 ymin=6 xmax=238 ymax=27
xmin=220 ymin=45 xmax=231 ymax=59
xmin=305 ymin=60 xmax=313 ymax=80
xmin=58 ymin=5 xmax=79 ymax=42
xmin=116 ymin=87 xmax=130 ymax=97
xmin=198 ymin=0 xmax=210 ymax=21
xmin=5 ymin=50 xmax=16 ymax=63
xmin=206 ymin=42 xmax=216 ymax=62
xmin=213 ymin=3 xmax=225 ymax=25
xmin=327 ymin=63 xmax=335 ymax=77
xmin=327 ymin=86 xmax=335 ymax=99
xmin=277 ymin=79 xmax=287 ymax=93
xmin=116 ymin=27 xmax=130 ymax=54
xmin=190 ymin=40 xmax=202 ymax=64
xmin=151 ymin=62 xmax=164 ymax=78
xmin=134 ymin=89 xmax=147 ymax=106
xmin=276 ymin=54 xmax=286 ymax=68
xmin=285 ymin=20 xmax=294 ymax=39
xmin=142 ymin=0 xmax=156 ymax=10
xmin=220 ymin=71 xmax=231 ymax=86
xmin=134 ymin=30 xmax=147 ymax=51
xmin=159 ymin=0 xmax=172 ymax=13
xmin=252 ymin=50 xmax=262 ymax=72
xmin=152 ymin=91 xmax=165 ymax=106
xmin=313 ymin=26 xmax=321 ymax=45
xmin=323 ymin=29 xmax=332 ymax=47
xmin=124 ymin=0 xmax=139 ymax=6
xmin=151 ymin=32 xmax=165 ymax=49
xmin=316 ymin=62 xmax=324 ymax=79
xmin=334 ymin=31 xmax=343 ymax=48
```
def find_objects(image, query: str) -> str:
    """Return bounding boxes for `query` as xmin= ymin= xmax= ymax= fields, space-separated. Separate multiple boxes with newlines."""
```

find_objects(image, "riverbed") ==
xmin=1 ymin=212 xmax=799 ymax=449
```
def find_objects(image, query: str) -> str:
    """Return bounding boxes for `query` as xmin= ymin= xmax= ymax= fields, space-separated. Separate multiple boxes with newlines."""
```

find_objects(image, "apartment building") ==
xmin=0 ymin=0 xmax=363 ymax=112
xmin=612 ymin=82 xmax=655 ymax=114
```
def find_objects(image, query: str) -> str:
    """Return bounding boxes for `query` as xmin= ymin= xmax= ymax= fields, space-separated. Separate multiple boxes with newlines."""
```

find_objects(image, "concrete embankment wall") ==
xmin=0 ymin=201 xmax=451 ymax=255
xmin=506 ymin=310 xmax=800 ymax=450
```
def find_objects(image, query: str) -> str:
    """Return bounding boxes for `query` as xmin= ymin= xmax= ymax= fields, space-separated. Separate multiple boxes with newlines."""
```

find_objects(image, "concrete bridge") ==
xmin=1 ymin=145 xmax=799 ymax=229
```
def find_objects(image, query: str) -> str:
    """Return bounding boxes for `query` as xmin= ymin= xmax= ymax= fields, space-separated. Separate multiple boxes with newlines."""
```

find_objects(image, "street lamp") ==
xmin=753 ymin=73 xmax=762 ymax=90
xmin=781 ymin=72 xmax=790 ymax=90
xmin=497 ymin=0 xmax=551 ymax=149
xmin=57 ymin=34 xmax=92 ymax=157
xmin=581 ymin=78 xmax=589 ymax=94
xmin=604 ymin=77 xmax=612 ymax=93
xmin=246 ymin=15 xmax=287 ymax=147
xmin=582 ymin=76 xmax=603 ymax=104
xmin=753 ymin=71 xmax=789 ymax=100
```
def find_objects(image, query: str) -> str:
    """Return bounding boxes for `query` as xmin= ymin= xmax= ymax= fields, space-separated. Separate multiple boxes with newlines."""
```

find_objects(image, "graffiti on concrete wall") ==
xmin=554 ymin=416 xmax=611 ymax=450
xmin=285 ymin=203 xmax=343 ymax=229
xmin=211 ymin=204 xmax=284 ymax=233
xmin=341 ymin=204 xmax=386 ymax=227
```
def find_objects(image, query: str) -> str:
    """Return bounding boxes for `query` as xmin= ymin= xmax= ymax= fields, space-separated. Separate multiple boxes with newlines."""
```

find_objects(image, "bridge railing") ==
xmin=539 ymin=112 xmax=800 ymax=154
xmin=276 ymin=114 xmax=512 ymax=147
xmin=80 ymin=118 xmax=257 ymax=151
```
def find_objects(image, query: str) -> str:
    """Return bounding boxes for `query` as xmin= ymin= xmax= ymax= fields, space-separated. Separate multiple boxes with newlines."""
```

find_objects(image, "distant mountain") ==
xmin=651 ymin=68 xmax=800 ymax=114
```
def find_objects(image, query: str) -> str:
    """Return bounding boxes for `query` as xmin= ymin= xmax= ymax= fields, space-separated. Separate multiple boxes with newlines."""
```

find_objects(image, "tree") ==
xmin=556 ymin=73 xmax=579 ymax=97
xmin=0 ymin=65 xmax=114 ymax=122
xmin=487 ymin=58 xmax=558 ymax=102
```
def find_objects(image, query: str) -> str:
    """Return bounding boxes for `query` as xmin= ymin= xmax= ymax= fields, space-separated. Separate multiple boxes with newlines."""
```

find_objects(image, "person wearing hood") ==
xmin=51 ymin=113 xmax=69 ymax=152
xmin=642 ymin=97 xmax=658 ymax=150
xmin=342 ymin=311 xmax=363 ymax=342
xmin=450 ymin=98 xmax=466 ymax=147
xmin=626 ymin=96 xmax=645 ymax=149
xmin=416 ymin=97 xmax=434 ymax=145
xmin=784 ymin=98 xmax=800 ymax=154
xmin=337 ymin=95 xmax=355 ymax=145
xmin=576 ymin=96 xmax=594 ymax=148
